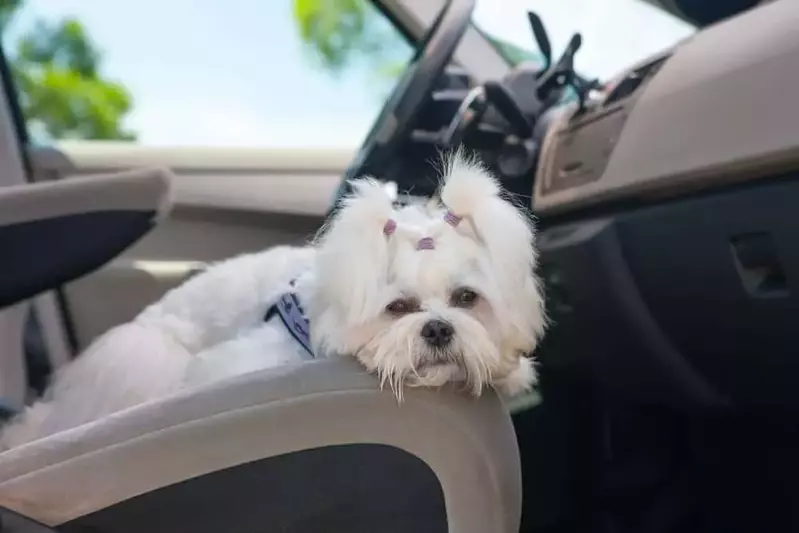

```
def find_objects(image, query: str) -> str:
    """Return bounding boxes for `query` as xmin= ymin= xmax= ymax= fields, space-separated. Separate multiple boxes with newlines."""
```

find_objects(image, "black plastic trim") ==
xmin=536 ymin=219 xmax=726 ymax=409
xmin=61 ymin=444 xmax=447 ymax=533
xmin=1 ymin=210 xmax=157 ymax=309
xmin=536 ymin=175 xmax=799 ymax=408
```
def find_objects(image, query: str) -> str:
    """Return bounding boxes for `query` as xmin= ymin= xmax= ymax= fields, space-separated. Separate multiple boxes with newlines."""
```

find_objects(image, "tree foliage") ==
xmin=292 ymin=0 xmax=401 ymax=76
xmin=292 ymin=0 xmax=540 ymax=73
xmin=0 ymin=0 xmax=135 ymax=141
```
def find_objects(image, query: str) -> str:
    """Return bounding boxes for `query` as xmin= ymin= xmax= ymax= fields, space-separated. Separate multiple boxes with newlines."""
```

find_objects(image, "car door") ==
xmin=2 ymin=0 xmax=420 ymax=353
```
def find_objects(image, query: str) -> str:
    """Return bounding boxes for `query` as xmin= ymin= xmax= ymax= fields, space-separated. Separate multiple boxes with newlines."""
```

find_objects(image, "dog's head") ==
xmin=308 ymin=152 xmax=546 ymax=399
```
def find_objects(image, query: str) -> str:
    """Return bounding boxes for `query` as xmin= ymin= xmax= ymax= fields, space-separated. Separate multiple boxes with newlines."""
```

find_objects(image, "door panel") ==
xmin=0 ymin=84 xmax=78 ymax=407
xmin=29 ymin=144 xmax=349 ymax=350
xmin=0 ymin=89 xmax=31 ymax=407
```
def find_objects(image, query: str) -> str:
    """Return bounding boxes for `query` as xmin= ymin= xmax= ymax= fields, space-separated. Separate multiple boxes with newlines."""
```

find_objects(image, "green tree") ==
xmin=292 ymin=0 xmax=400 ymax=76
xmin=292 ymin=0 xmax=541 ymax=73
xmin=0 ymin=0 xmax=135 ymax=141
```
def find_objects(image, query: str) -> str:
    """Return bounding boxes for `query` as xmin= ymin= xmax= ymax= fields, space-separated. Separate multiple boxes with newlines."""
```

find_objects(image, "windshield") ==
xmin=473 ymin=0 xmax=696 ymax=81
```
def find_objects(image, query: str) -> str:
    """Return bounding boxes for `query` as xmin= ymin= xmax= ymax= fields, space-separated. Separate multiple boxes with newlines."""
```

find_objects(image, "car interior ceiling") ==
xmin=365 ymin=1 xmax=798 ymax=532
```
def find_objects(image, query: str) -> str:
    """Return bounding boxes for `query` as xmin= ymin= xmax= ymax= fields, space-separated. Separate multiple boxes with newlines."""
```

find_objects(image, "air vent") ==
xmin=602 ymin=56 xmax=668 ymax=107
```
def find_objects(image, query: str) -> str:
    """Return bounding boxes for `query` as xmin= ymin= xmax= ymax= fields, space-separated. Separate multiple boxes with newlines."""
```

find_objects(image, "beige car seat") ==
xmin=0 ymin=358 xmax=521 ymax=533
xmin=0 ymin=169 xmax=523 ymax=533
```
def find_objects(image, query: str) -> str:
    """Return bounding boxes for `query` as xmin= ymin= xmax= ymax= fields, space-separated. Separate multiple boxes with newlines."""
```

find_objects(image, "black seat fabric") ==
xmin=0 ymin=168 xmax=173 ymax=310
xmin=62 ymin=444 xmax=448 ymax=533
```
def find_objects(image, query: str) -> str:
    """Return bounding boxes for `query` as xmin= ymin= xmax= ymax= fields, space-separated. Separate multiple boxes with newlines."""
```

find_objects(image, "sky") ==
xmin=5 ymin=0 xmax=695 ymax=148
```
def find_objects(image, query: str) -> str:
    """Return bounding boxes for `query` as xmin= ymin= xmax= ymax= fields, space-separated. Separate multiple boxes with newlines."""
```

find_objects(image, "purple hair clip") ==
xmin=416 ymin=237 xmax=435 ymax=250
xmin=444 ymin=209 xmax=462 ymax=227
xmin=383 ymin=218 xmax=397 ymax=236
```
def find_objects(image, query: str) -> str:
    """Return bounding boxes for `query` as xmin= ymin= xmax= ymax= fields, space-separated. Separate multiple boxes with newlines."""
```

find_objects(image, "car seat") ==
xmin=0 ymin=168 xmax=174 ymax=416
xmin=0 ymin=168 xmax=173 ymax=310
xmin=0 ymin=168 xmax=523 ymax=533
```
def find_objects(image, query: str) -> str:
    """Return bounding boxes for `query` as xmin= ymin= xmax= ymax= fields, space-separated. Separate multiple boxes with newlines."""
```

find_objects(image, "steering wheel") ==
xmin=328 ymin=0 xmax=476 ymax=214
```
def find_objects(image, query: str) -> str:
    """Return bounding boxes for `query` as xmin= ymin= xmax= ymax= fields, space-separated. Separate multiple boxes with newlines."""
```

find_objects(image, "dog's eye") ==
xmin=451 ymin=288 xmax=479 ymax=308
xmin=386 ymin=298 xmax=419 ymax=315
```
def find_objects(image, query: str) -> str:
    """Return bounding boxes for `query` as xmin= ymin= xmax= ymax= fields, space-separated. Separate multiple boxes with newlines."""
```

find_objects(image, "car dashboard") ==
xmin=526 ymin=0 xmax=799 ymax=409
xmin=534 ymin=0 xmax=799 ymax=215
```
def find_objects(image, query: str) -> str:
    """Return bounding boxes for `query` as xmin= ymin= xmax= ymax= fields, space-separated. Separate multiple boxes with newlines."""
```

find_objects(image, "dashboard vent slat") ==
xmin=602 ymin=56 xmax=668 ymax=107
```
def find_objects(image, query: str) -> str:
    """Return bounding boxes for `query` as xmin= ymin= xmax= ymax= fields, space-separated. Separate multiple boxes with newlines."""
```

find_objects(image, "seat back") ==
xmin=0 ymin=168 xmax=173 ymax=413
xmin=0 ymin=358 xmax=522 ymax=533
xmin=0 ymin=168 xmax=173 ymax=310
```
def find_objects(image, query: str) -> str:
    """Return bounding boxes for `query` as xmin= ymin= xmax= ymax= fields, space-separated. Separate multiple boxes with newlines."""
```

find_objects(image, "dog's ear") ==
xmin=313 ymin=178 xmax=395 ymax=325
xmin=440 ymin=151 xmax=547 ymax=350
xmin=440 ymin=152 xmax=534 ymax=275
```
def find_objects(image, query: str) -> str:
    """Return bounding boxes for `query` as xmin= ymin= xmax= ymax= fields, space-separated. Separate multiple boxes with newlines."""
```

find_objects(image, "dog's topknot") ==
xmin=439 ymin=151 xmax=501 ymax=217
xmin=436 ymin=149 xmax=547 ymax=355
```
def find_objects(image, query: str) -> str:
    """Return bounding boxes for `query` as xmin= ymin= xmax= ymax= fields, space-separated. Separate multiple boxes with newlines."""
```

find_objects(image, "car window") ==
xmin=0 ymin=0 xmax=414 ymax=148
xmin=474 ymin=0 xmax=696 ymax=81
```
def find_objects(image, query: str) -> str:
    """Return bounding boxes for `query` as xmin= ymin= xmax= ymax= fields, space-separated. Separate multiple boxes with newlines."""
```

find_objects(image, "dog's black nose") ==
xmin=420 ymin=319 xmax=454 ymax=347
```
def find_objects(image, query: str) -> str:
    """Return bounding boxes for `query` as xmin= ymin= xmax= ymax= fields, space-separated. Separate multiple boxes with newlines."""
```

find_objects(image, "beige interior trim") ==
xmin=29 ymin=145 xmax=344 ymax=218
xmin=533 ymin=0 xmax=798 ymax=214
xmin=0 ymin=359 xmax=521 ymax=533
xmin=33 ymin=143 xmax=355 ymax=173
xmin=127 ymin=260 xmax=207 ymax=280
xmin=29 ymin=294 xmax=72 ymax=371
xmin=171 ymin=171 xmax=340 ymax=217
xmin=0 ymin=304 xmax=28 ymax=407
xmin=0 ymin=167 xmax=174 ymax=226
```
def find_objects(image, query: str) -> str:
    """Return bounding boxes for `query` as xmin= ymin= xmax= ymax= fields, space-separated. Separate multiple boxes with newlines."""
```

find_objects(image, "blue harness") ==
xmin=264 ymin=281 xmax=315 ymax=359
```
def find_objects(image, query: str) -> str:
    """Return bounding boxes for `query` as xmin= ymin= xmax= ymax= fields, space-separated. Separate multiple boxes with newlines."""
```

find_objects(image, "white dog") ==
xmin=0 ymin=153 xmax=546 ymax=449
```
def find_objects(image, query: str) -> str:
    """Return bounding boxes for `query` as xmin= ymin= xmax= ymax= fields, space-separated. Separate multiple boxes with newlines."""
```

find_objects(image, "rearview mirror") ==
xmin=0 ymin=507 xmax=60 ymax=533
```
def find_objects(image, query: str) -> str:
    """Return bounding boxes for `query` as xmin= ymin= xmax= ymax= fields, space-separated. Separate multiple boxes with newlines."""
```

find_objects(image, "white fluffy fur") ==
xmin=0 ymin=153 xmax=546 ymax=449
